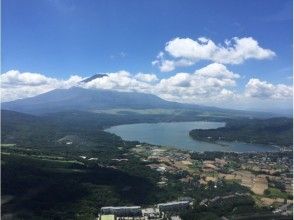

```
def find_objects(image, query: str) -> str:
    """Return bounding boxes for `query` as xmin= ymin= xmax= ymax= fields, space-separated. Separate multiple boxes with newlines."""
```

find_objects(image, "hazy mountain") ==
xmin=1 ymin=87 xmax=198 ymax=115
xmin=1 ymin=87 xmax=277 ymax=118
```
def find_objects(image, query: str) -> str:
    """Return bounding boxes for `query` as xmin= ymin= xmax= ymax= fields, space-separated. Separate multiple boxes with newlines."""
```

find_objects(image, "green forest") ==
xmin=190 ymin=117 xmax=293 ymax=147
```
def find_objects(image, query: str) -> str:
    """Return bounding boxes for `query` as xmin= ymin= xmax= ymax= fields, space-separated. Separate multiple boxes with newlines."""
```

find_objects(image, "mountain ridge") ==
xmin=1 ymin=86 xmax=277 ymax=118
xmin=80 ymin=74 xmax=108 ymax=83
xmin=1 ymin=87 xmax=197 ymax=115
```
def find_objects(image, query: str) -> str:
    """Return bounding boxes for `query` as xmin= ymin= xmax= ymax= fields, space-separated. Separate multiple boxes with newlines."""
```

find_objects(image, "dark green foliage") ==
xmin=190 ymin=117 xmax=293 ymax=147
xmin=1 ymin=110 xmax=187 ymax=219
xmin=1 ymin=110 xmax=125 ymax=151
xmin=181 ymin=195 xmax=262 ymax=220
xmin=264 ymin=187 xmax=292 ymax=200
xmin=181 ymin=211 xmax=220 ymax=220
xmin=1 ymin=154 xmax=161 ymax=219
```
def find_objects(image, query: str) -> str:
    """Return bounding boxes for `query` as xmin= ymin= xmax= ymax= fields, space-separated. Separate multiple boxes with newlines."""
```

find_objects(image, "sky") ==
xmin=1 ymin=0 xmax=293 ymax=113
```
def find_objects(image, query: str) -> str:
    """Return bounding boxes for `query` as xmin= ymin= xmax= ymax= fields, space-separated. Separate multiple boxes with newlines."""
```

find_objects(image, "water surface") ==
xmin=105 ymin=121 xmax=279 ymax=152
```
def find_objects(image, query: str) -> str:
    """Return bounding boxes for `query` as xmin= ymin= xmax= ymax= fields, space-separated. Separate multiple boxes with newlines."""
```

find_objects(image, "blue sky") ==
xmin=1 ymin=0 xmax=293 ymax=112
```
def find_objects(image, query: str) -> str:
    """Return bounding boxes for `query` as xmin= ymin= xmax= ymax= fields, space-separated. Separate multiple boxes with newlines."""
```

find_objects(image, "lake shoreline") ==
xmin=105 ymin=121 xmax=279 ymax=153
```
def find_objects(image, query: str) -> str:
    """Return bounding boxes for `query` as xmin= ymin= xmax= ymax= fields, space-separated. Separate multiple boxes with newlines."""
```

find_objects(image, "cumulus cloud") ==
xmin=155 ymin=63 xmax=239 ymax=104
xmin=1 ymin=70 xmax=158 ymax=102
xmin=1 ymin=66 xmax=292 ymax=110
xmin=245 ymin=78 xmax=292 ymax=99
xmin=1 ymin=70 xmax=83 ymax=101
xmin=82 ymin=71 xmax=154 ymax=94
xmin=154 ymin=59 xmax=176 ymax=72
xmin=1 ymin=65 xmax=239 ymax=104
xmin=1 ymin=70 xmax=58 ymax=86
xmin=134 ymin=73 xmax=158 ymax=82
xmin=153 ymin=37 xmax=275 ymax=72
xmin=196 ymin=62 xmax=240 ymax=79
xmin=152 ymin=55 xmax=194 ymax=72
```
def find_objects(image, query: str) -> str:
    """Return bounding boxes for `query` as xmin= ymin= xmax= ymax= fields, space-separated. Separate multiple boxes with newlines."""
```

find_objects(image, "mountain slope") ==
xmin=1 ymin=87 xmax=196 ymax=115
xmin=1 ymin=110 xmax=56 ymax=146
xmin=1 ymin=87 xmax=277 ymax=118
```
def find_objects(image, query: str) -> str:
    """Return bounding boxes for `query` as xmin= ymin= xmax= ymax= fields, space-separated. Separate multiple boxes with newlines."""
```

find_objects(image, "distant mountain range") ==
xmin=1 ymin=86 xmax=277 ymax=118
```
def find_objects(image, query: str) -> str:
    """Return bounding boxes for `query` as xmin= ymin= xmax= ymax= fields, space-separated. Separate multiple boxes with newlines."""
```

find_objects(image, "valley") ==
xmin=1 ymin=108 xmax=293 ymax=219
xmin=1 ymin=86 xmax=293 ymax=220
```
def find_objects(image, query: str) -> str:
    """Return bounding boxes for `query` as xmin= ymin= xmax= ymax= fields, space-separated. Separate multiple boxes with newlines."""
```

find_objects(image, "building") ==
xmin=100 ymin=206 xmax=142 ymax=217
xmin=141 ymin=207 xmax=160 ymax=219
xmin=157 ymin=201 xmax=190 ymax=213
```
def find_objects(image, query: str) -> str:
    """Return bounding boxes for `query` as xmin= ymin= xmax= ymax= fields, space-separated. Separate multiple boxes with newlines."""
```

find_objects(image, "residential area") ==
xmin=97 ymin=144 xmax=293 ymax=220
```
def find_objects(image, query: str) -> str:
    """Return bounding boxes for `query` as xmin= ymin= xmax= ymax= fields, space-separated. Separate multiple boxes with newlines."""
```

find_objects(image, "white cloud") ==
xmin=1 ymin=70 xmax=57 ymax=86
xmin=152 ymin=53 xmax=194 ymax=72
xmin=195 ymin=62 xmax=240 ymax=79
xmin=82 ymin=71 xmax=153 ymax=93
xmin=1 ymin=70 xmax=83 ymax=102
xmin=165 ymin=37 xmax=216 ymax=60
xmin=1 ymin=66 xmax=292 ymax=111
xmin=153 ymin=37 xmax=275 ymax=72
xmin=158 ymin=60 xmax=176 ymax=72
xmin=134 ymin=73 xmax=158 ymax=82
xmin=155 ymin=63 xmax=239 ymax=104
xmin=245 ymin=78 xmax=292 ymax=99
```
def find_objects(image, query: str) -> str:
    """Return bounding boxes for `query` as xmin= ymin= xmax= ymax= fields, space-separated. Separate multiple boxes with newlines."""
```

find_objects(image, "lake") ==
xmin=105 ymin=121 xmax=279 ymax=152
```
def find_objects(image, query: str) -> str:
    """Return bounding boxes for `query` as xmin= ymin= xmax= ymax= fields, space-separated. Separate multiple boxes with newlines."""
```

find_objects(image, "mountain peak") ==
xmin=81 ymin=74 xmax=108 ymax=83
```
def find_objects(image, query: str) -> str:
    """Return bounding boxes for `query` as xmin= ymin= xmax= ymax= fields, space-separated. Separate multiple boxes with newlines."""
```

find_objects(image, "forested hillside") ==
xmin=189 ymin=118 xmax=293 ymax=147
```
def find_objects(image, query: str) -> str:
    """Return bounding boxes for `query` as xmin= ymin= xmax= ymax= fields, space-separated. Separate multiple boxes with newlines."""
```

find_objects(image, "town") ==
xmin=98 ymin=200 xmax=191 ymax=220
xmin=97 ymin=144 xmax=293 ymax=220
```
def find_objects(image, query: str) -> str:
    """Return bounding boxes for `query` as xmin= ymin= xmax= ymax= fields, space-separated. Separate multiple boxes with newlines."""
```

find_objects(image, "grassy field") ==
xmin=264 ymin=187 xmax=291 ymax=200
